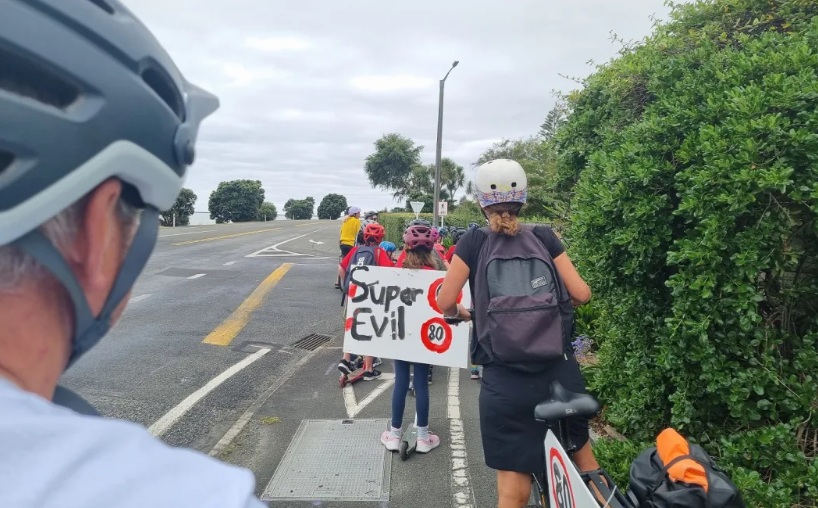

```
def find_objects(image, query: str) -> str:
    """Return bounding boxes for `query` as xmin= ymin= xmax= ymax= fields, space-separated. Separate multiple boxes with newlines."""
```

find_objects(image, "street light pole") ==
xmin=432 ymin=60 xmax=459 ymax=227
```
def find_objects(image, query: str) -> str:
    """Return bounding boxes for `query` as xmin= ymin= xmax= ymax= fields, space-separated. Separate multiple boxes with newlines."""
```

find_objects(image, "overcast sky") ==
xmin=126 ymin=0 xmax=676 ymax=217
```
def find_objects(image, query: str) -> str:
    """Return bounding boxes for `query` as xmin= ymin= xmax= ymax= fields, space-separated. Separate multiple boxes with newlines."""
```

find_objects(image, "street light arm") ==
xmin=442 ymin=60 xmax=459 ymax=83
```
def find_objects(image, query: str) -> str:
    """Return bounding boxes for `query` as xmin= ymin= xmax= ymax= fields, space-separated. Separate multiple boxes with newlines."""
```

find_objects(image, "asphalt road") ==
xmin=60 ymin=219 xmax=504 ymax=508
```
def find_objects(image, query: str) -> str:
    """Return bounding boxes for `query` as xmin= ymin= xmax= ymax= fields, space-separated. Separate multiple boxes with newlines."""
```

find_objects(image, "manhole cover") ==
xmin=261 ymin=419 xmax=390 ymax=502
xmin=291 ymin=333 xmax=332 ymax=351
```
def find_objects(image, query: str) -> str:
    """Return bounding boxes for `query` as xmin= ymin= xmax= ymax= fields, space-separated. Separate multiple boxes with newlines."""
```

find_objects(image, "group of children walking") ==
xmin=336 ymin=210 xmax=476 ymax=454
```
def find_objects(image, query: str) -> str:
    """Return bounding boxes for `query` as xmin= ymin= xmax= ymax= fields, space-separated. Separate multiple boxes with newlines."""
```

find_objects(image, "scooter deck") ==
xmin=339 ymin=367 xmax=367 ymax=387
xmin=399 ymin=426 xmax=418 ymax=461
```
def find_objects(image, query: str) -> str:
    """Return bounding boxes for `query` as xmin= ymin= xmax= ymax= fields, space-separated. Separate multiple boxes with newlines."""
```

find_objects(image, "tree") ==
xmin=364 ymin=133 xmax=423 ymax=199
xmin=208 ymin=180 xmax=264 ymax=224
xmin=257 ymin=202 xmax=277 ymax=221
xmin=475 ymin=137 xmax=568 ymax=220
xmin=440 ymin=157 xmax=466 ymax=201
xmin=283 ymin=198 xmax=314 ymax=220
xmin=539 ymin=100 xmax=569 ymax=141
xmin=390 ymin=206 xmax=406 ymax=213
xmin=317 ymin=193 xmax=348 ymax=220
xmin=160 ymin=188 xmax=196 ymax=226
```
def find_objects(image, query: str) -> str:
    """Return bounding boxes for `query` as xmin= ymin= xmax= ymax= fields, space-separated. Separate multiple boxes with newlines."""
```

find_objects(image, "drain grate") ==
xmin=291 ymin=333 xmax=332 ymax=351
xmin=261 ymin=419 xmax=390 ymax=502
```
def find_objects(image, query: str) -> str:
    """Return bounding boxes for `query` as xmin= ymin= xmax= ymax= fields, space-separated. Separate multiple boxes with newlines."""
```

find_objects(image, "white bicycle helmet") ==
xmin=474 ymin=159 xmax=528 ymax=208
xmin=0 ymin=1 xmax=219 ymax=368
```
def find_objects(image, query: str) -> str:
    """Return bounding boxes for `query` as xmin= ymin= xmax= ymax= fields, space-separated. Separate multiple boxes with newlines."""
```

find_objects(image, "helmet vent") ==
xmin=87 ymin=0 xmax=115 ymax=15
xmin=0 ymin=150 xmax=13 ymax=173
xmin=0 ymin=47 xmax=80 ymax=110
xmin=141 ymin=66 xmax=184 ymax=119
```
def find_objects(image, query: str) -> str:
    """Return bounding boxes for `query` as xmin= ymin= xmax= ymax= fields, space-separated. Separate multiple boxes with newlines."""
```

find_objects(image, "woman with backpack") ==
xmin=380 ymin=222 xmax=447 ymax=454
xmin=337 ymin=222 xmax=392 ymax=381
xmin=437 ymin=159 xmax=601 ymax=508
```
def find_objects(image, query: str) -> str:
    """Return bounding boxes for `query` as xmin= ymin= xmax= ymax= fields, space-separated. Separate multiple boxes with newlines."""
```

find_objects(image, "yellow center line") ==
xmin=203 ymin=263 xmax=294 ymax=346
xmin=173 ymin=227 xmax=282 ymax=246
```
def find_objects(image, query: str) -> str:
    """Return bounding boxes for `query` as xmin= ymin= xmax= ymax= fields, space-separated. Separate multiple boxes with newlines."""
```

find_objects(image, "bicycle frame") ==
xmin=534 ymin=420 xmax=631 ymax=508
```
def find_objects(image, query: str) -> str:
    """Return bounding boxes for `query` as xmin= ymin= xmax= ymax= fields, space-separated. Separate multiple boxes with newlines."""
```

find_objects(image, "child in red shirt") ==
xmin=337 ymin=223 xmax=393 ymax=380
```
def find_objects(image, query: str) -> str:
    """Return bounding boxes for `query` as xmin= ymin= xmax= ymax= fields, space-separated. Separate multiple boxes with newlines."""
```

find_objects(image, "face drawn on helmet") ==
xmin=474 ymin=159 xmax=528 ymax=208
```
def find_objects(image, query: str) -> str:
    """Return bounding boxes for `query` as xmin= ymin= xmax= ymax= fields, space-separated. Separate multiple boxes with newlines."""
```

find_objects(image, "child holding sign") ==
xmin=381 ymin=223 xmax=463 ymax=454
xmin=338 ymin=223 xmax=393 ymax=380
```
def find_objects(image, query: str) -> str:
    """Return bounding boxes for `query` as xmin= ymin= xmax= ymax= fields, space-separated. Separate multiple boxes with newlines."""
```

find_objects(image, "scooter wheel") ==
xmin=399 ymin=441 xmax=409 ymax=461
xmin=339 ymin=376 xmax=347 ymax=388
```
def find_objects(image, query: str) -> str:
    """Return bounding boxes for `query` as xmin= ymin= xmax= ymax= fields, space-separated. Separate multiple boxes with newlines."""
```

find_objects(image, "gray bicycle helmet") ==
xmin=0 ymin=0 xmax=219 ymax=368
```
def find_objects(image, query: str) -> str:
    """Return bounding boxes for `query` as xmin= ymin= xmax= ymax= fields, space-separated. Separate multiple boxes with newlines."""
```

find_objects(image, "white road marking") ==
xmin=325 ymin=362 xmax=337 ymax=376
xmin=129 ymin=294 xmax=152 ymax=303
xmin=187 ymin=273 xmax=206 ymax=279
xmin=448 ymin=368 xmax=475 ymax=508
xmin=209 ymin=347 xmax=322 ymax=457
xmin=223 ymin=261 xmax=237 ymax=266
xmin=159 ymin=229 xmax=216 ymax=238
xmin=246 ymin=229 xmax=326 ymax=258
xmin=342 ymin=372 xmax=395 ymax=418
xmin=149 ymin=348 xmax=270 ymax=437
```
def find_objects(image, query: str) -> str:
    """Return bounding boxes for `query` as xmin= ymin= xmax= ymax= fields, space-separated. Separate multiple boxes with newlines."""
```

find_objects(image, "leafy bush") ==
xmin=379 ymin=212 xmax=564 ymax=247
xmin=558 ymin=0 xmax=818 ymax=505
xmin=591 ymin=438 xmax=649 ymax=491
xmin=378 ymin=212 xmax=483 ymax=246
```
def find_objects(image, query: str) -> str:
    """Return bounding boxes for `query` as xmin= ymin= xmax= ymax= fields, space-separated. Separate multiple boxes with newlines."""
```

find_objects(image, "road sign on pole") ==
xmin=410 ymin=201 xmax=425 ymax=219
xmin=437 ymin=201 xmax=448 ymax=217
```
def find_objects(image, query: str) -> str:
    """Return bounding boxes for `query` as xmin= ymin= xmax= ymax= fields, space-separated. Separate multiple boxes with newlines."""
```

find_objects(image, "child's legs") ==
xmin=391 ymin=360 xmax=411 ymax=429
xmin=412 ymin=363 xmax=431 ymax=427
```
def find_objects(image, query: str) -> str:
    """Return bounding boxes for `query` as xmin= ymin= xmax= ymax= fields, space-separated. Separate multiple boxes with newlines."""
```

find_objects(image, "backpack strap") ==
xmin=53 ymin=385 xmax=101 ymax=417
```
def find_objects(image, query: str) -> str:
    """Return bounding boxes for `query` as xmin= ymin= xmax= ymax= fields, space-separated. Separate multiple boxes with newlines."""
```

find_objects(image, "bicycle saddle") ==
xmin=534 ymin=380 xmax=600 ymax=422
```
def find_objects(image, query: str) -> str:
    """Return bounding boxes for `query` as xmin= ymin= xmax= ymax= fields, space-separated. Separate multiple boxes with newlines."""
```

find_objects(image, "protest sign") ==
xmin=343 ymin=266 xmax=471 ymax=369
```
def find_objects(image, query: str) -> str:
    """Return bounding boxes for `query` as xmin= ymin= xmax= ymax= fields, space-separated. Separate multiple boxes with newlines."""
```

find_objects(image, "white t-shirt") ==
xmin=0 ymin=379 xmax=266 ymax=508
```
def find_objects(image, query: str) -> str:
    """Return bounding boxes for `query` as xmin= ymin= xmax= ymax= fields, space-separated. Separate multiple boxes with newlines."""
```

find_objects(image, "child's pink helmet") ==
xmin=403 ymin=224 xmax=434 ymax=251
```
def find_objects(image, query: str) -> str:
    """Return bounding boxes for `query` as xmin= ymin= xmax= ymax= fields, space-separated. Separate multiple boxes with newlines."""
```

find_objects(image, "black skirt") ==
xmin=478 ymin=355 xmax=591 ymax=473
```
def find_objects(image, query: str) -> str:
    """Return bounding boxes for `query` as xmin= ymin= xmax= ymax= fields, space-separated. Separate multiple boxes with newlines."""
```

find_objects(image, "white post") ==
xmin=172 ymin=211 xmax=176 ymax=228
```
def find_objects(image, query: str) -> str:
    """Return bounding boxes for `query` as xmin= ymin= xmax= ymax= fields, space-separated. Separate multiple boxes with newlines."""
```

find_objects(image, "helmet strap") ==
xmin=14 ymin=207 xmax=160 ymax=369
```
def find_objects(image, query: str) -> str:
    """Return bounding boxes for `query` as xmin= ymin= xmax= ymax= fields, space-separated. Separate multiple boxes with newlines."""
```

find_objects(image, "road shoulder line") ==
xmin=209 ymin=346 xmax=323 ymax=457
xmin=449 ymin=367 xmax=476 ymax=508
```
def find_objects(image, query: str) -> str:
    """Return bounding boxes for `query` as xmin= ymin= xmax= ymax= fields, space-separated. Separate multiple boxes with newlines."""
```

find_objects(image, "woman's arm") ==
xmin=438 ymin=255 xmax=470 ymax=318
xmin=552 ymin=252 xmax=591 ymax=306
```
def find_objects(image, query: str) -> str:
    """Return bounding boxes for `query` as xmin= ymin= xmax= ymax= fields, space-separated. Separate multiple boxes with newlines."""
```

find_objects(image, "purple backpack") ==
xmin=473 ymin=226 xmax=573 ymax=372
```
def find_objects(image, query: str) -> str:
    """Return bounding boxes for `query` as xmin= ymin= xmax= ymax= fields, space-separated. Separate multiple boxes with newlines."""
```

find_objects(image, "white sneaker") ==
xmin=416 ymin=433 xmax=440 ymax=453
xmin=381 ymin=430 xmax=401 ymax=451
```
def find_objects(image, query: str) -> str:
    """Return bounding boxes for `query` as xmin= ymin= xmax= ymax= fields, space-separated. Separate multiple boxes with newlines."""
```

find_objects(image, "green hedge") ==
xmin=378 ymin=212 xmax=486 ymax=246
xmin=379 ymin=211 xmax=564 ymax=247
xmin=558 ymin=1 xmax=818 ymax=505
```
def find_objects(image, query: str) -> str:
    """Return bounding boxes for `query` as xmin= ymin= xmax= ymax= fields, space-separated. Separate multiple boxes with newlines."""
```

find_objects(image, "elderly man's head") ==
xmin=0 ymin=2 xmax=219 ymax=400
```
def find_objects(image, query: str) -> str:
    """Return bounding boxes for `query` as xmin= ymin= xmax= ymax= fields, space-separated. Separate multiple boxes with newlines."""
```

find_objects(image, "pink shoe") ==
xmin=381 ymin=430 xmax=400 ymax=451
xmin=416 ymin=432 xmax=440 ymax=453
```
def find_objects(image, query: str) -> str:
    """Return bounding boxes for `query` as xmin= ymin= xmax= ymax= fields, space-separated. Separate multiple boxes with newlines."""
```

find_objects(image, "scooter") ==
xmin=399 ymin=413 xmax=419 ymax=461
xmin=338 ymin=355 xmax=365 ymax=388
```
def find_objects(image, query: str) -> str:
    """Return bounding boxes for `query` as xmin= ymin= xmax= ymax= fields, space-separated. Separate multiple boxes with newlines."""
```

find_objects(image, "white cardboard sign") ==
xmin=343 ymin=266 xmax=471 ymax=369
xmin=545 ymin=431 xmax=600 ymax=508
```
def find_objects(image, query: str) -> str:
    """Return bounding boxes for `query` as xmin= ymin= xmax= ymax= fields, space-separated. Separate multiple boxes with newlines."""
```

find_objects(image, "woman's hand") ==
xmin=456 ymin=304 xmax=472 ymax=322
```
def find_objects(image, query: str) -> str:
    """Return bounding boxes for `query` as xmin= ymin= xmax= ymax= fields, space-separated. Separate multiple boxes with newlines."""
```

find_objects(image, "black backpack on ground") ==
xmin=628 ymin=432 xmax=745 ymax=508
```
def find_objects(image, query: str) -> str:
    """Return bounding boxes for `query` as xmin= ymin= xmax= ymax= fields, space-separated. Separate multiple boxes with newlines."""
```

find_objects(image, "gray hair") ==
xmin=0 ymin=197 xmax=139 ymax=292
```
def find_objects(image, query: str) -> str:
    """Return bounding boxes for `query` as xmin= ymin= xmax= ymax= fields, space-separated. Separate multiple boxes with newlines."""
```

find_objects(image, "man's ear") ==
xmin=68 ymin=179 xmax=124 ymax=315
